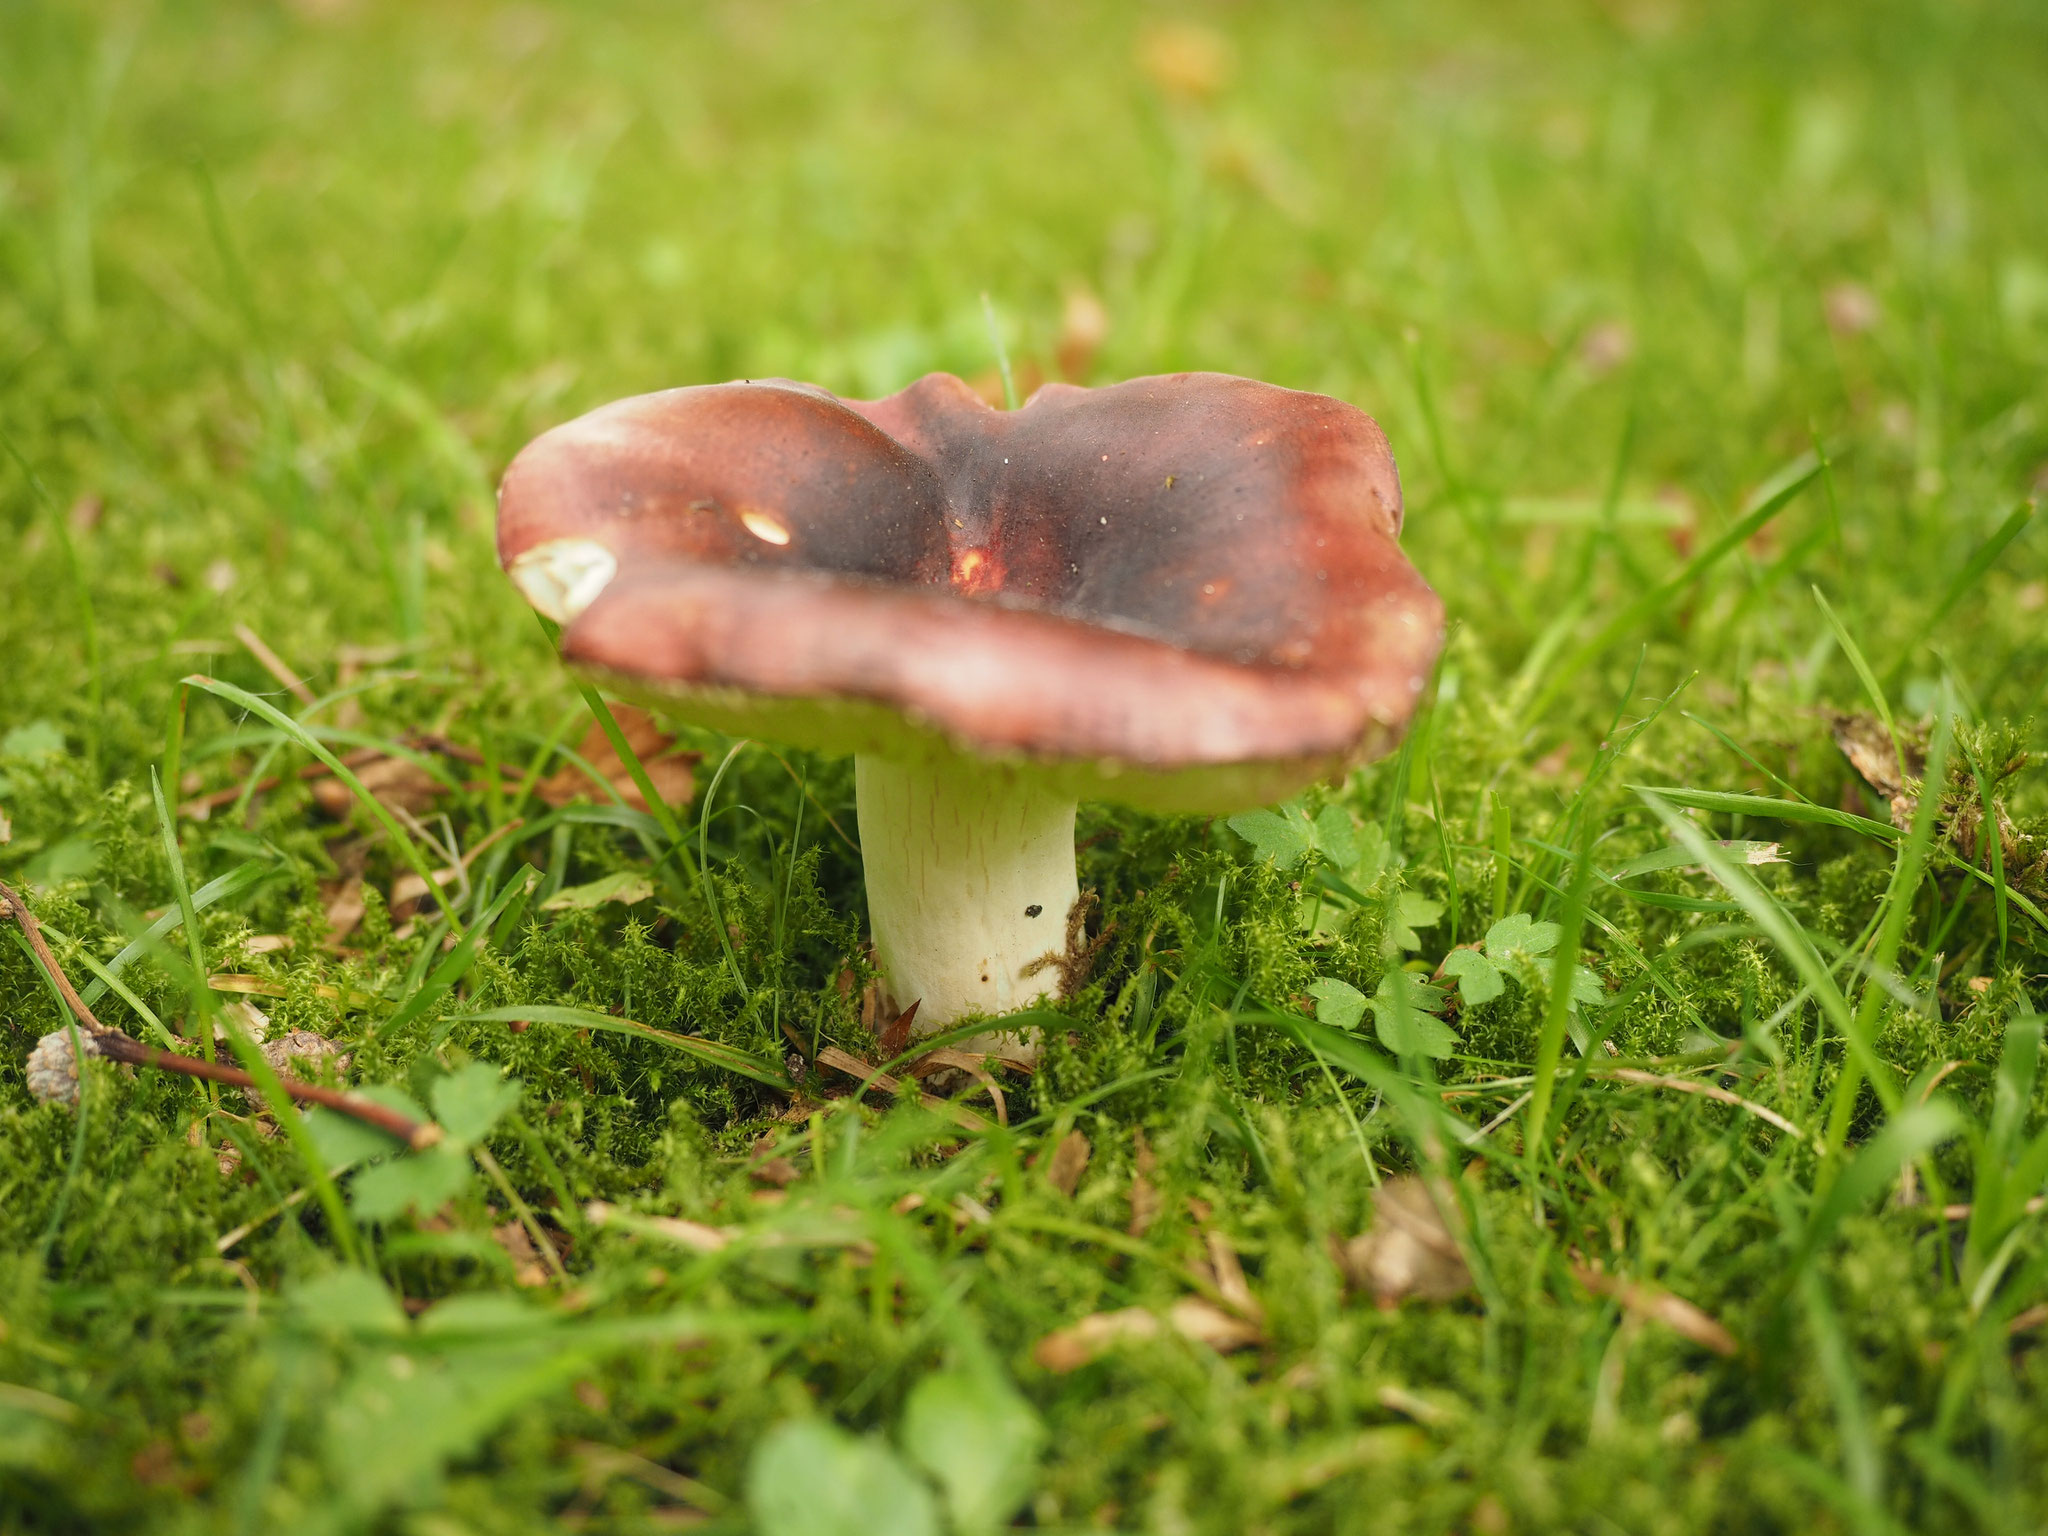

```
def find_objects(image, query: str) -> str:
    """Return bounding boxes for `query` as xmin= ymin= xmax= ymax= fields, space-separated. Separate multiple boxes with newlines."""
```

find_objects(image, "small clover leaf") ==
xmin=1343 ymin=821 xmax=1396 ymax=888
xmin=1483 ymin=913 xmax=1559 ymax=957
xmin=1390 ymin=892 xmax=1444 ymax=951
xmin=749 ymin=1420 xmax=939 ymax=1536
xmin=1306 ymin=977 xmax=1369 ymax=1031
xmin=1439 ymin=947 xmax=1505 ymax=1007
xmin=1570 ymin=963 xmax=1607 ymax=1010
xmin=349 ymin=1146 xmax=471 ymax=1222
xmin=1227 ymin=803 xmax=1316 ymax=867
xmin=431 ymin=1062 xmax=522 ymax=1147
xmin=1311 ymin=803 xmax=1361 ymax=870
xmin=1232 ymin=799 xmax=1384 ymax=875
xmin=902 ymin=1370 xmax=1045 ymax=1536
xmin=1368 ymin=972 xmax=1457 ymax=1059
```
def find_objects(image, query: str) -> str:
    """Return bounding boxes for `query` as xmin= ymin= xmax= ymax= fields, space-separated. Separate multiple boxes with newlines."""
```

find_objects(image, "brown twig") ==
xmin=1 ymin=877 xmax=438 ymax=1149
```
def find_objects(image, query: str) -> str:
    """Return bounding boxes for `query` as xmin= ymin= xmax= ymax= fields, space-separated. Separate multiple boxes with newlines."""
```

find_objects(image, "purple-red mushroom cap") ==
xmin=498 ymin=371 xmax=1443 ymax=813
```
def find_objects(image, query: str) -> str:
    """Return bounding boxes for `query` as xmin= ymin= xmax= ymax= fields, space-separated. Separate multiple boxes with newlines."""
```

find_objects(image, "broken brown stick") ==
xmin=1 ymin=876 xmax=437 ymax=1149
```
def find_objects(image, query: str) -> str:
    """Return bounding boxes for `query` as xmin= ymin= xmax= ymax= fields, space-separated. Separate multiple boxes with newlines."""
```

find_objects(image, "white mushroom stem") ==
xmin=854 ymin=751 xmax=1079 ymax=1050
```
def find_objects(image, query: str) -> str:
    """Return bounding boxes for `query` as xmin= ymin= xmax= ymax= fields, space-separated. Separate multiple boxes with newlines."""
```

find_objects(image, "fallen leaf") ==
xmin=878 ymin=998 xmax=919 ymax=1062
xmin=1202 ymin=1230 xmax=1263 ymax=1324
xmin=1046 ymin=1129 xmax=1091 ymax=1197
xmin=1032 ymin=1308 xmax=1161 ymax=1372
xmin=1167 ymin=1296 xmax=1263 ymax=1352
xmin=749 ymin=1137 xmax=801 ymax=1188
xmin=588 ymin=1199 xmax=733 ymax=1251
xmin=904 ymin=1046 xmax=1007 ymax=1125
xmin=1829 ymin=710 xmax=1923 ymax=826
xmin=1824 ymin=282 xmax=1881 ymax=337
xmin=311 ymin=754 xmax=444 ymax=819
xmin=540 ymin=871 xmax=655 ymax=911
xmin=492 ymin=1220 xmax=551 ymax=1288
xmin=389 ymin=864 xmax=461 ymax=920
xmin=1337 ymin=1177 xmax=1472 ymax=1308
xmin=1032 ymin=1294 xmax=1264 ymax=1374
xmin=538 ymin=707 xmax=698 ymax=814
xmin=213 ymin=997 xmax=271 ymax=1042
xmin=1127 ymin=1128 xmax=1161 ymax=1238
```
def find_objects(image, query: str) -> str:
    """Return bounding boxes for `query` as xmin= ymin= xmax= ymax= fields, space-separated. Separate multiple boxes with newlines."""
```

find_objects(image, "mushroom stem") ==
xmin=854 ymin=751 xmax=1079 ymax=1047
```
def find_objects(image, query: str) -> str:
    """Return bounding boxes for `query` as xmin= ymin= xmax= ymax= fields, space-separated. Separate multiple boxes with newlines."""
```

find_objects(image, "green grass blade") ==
xmin=372 ymin=869 xmax=539 ymax=1043
xmin=1629 ymin=787 xmax=1900 ymax=843
xmin=1812 ymin=585 xmax=1900 ymax=772
xmin=462 ymin=1004 xmax=791 ymax=1090
xmin=77 ymin=862 xmax=274 ymax=1009
xmin=1524 ymin=455 xmax=1819 ymax=723
xmin=1886 ymin=498 xmax=2034 ymax=688
xmin=33 ymin=921 xmax=179 ymax=1049
xmin=151 ymin=770 xmax=363 ymax=1263
xmin=1637 ymin=788 xmax=1899 ymax=1116
xmin=179 ymin=674 xmax=462 ymax=932
xmin=1825 ymin=701 xmax=1953 ymax=1154
xmin=1524 ymin=825 xmax=1593 ymax=1169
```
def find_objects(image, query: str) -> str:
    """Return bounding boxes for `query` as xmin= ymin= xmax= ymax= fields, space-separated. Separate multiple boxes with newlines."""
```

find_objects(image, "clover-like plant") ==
xmin=1438 ymin=912 xmax=1607 ymax=1047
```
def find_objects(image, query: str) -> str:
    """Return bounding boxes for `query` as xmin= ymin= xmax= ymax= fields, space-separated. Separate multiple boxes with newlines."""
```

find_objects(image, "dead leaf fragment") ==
xmin=389 ymin=863 xmax=461 ymax=921
xmin=1202 ymin=1230 xmax=1263 ymax=1324
xmin=322 ymin=876 xmax=367 ymax=946
xmin=1829 ymin=710 xmax=1922 ymax=826
xmin=312 ymin=754 xmax=445 ymax=820
xmin=493 ymin=1220 xmax=551 ymax=1287
xmin=1168 ymin=1296 xmax=1263 ymax=1352
xmin=1032 ymin=1295 xmax=1263 ymax=1373
xmin=1046 ymin=1128 xmax=1092 ymax=1196
xmin=1337 ymin=1177 xmax=1473 ymax=1308
xmin=877 ymin=996 xmax=919 ymax=1062
xmin=1824 ymin=281 xmax=1881 ymax=337
xmin=538 ymin=707 xmax=698 ymax=814
xmin=585 ymin=1200 xmax=732 ymax=1253
xmin=1128 ymin=1127 xmax=1161 ymax=1238
xmin=1572 ymin=1265 xmax=1737 ymax=1357
xmin=1033 ymin=1308 xmax=1159 ymax=1372
xmin=749 ymin=1137 xmax=801 ymax=1188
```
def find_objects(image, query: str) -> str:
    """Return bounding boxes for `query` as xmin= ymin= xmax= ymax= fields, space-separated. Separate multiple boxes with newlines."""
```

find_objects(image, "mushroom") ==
xmin=497 ymin=372 xmax=1443 ymax=1051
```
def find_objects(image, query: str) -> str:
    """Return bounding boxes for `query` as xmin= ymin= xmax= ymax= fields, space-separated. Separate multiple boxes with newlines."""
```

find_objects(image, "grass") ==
xmin=2 ymin=0 xmax=2047 ymax=1530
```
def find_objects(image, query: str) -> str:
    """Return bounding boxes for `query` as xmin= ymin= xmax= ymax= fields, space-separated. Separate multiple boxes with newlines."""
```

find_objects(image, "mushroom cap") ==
xmin=498 ymin=371 xmax=1443 ymax=812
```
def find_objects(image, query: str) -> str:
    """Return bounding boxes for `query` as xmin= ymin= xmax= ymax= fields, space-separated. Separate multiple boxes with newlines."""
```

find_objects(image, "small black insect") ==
xmin=1025 ymin=904 xmax=1043 ymax=918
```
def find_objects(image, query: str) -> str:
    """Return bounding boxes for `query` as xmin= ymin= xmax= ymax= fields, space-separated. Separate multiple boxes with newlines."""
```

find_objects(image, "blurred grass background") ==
xmin=3 ymin=1 xmax=2047 ymax=1532
xmin=5 ymin=0 xmax=2043 ymax=730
